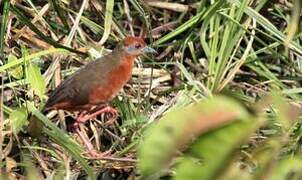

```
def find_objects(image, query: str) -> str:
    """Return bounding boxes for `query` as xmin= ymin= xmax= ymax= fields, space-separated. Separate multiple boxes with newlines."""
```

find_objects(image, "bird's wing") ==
xmin=44 ymin=54 xmax=119 ymax=110
xmin=44 ymin=73 xmax=87 ymax=109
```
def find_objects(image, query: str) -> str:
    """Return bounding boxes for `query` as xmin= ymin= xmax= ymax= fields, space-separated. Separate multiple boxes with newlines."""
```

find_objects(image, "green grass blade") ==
xmin=284 ymin=0 xmax=301 ymax=46
xmin=128 ymin=0 xmax=152 ymax=37
xmin=51 ymin=0 xmax=69 ymax=29
xmin=0 ymin=48 xmax=68 ymax=72
xmin=228 ymin=0 xmax=302 ymax=55
xmin=154 ymin=0 xmax=224 ymax=46
xmin=0 ymin=0 xmax=10 ymax=60
xmin=99 ymin=0 xmax=114 ymax=44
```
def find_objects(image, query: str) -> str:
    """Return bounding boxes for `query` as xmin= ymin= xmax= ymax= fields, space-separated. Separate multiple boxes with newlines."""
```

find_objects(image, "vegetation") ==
xmin=0 ymin=0 xmax=302 ymax=179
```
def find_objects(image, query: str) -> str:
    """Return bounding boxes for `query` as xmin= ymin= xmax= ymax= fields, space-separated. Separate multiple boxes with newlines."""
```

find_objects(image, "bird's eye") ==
xmin=134 ymin=43 xmax=142 ymax=49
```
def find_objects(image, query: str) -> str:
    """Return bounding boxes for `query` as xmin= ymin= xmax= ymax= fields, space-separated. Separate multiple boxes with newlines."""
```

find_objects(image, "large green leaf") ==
xmin=174 ymin=118 xmax=258 ymax=180
xmin=138 ymin=96 xmax=253 ymax=177
xmin=270 ymin=156 xmax=302 ymax=180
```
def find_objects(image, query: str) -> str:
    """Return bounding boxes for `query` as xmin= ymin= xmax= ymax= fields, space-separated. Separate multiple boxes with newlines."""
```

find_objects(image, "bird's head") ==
xmin=121 ymin=36 xmax=157 ymax=56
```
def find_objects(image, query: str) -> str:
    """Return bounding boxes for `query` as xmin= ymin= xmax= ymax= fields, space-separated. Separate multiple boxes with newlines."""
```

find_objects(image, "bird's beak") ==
xmin=142 ymin=46 xmax=157 ymax=54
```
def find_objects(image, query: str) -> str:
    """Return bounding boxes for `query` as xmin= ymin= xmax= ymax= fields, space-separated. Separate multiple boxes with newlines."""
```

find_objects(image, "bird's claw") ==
xmin=76 ymin=106 xmax=118 ymax=123
xmin=102 ymin=106 xmax=118 ymax=119
xmin=84 ymin=149 xmax=112 ymax=158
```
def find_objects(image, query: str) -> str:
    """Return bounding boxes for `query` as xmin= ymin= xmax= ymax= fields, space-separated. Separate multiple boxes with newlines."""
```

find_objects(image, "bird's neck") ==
xmin=123 ymin=53 xmax=136 ymax=61
xmin=119 ymin=54 xmax=135 ymax=71
xmin=112 ymin=44 xmax=137 ymax=64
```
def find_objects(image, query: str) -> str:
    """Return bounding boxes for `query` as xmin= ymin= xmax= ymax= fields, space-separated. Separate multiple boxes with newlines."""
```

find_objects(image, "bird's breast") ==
xmin=89 ymin=57 xmax=134 ymax=104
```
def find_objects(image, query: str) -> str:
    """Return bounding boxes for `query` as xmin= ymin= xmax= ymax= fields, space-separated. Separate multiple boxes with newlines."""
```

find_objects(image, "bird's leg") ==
xmin=72 ymin=120 xmax=112 ymax=157
xmin=72 ymin=106 xmax=118 ymax=157
xmin=77 ymin=106 xmax=118 ymax=124
xmin=72 ymin=121 xmax=94 ymax=153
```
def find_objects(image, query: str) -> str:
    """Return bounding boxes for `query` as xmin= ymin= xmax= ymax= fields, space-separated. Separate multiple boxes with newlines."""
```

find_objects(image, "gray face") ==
xmin=124 ymin=44 xmax=157 ymax=56
xmin=124 ymin=44 xmax=144 ymax=55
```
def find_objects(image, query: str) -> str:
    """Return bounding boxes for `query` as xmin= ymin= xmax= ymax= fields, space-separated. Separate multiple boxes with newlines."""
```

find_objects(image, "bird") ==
xmin=29 ymin=36 xmax=157 ymax=157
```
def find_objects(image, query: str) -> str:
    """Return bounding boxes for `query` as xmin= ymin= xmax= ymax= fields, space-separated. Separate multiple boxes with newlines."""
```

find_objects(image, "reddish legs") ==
xmin=72 ymin=106 xmax=118 ymax=157
xmin=77 ymin=106 xmax=118 ymax=123
xmin=72 ymin=123 xmax=112 ymax=157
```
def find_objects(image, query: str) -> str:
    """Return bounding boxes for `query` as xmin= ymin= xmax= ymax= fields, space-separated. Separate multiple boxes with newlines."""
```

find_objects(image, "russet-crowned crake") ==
xmin=31 ymin=37 xmax=156 ymax=157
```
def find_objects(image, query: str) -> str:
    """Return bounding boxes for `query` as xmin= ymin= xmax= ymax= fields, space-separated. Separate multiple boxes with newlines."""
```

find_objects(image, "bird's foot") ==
xmin=73 ymin=106 xmax=118 ymax=159
xmin=84 ymin=149 xmax=112 ymax=158
xmin=72 ymin=122 xmax=113 ymax=158
xmin=77 ymin=106 xmax=118 ymax=123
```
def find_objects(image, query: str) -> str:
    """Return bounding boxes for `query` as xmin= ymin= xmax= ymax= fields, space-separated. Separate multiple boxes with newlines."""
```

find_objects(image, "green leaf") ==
xmin=270 ymin=156 xmax=302 ymax=180
xmin=99 ymin=0 xmax=114 ymax=44
xmin=26 ymin=60 xmax=46 ymax=99
xmin=174 ymin=119 xmax=258 ymax=180
xmin=9 ymin=107 xmax=28 ymax=133
xmin=0 ymin=48 xmax=68 ymax=72
xmin=7 ymin=54 xmax=23 ymax=79
xmin=0 ymin=0 xmax=10 ymax=59
xmin=138 ymin=96 xmax=253 ymax=177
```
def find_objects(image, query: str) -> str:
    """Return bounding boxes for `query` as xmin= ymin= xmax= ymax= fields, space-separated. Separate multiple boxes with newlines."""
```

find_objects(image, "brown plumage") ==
xmin=45 ymin=38 xmax=141 ymax=111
